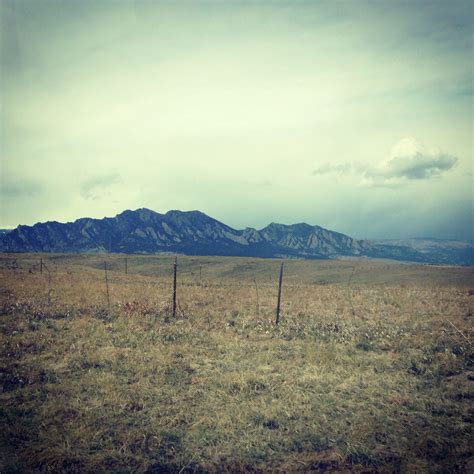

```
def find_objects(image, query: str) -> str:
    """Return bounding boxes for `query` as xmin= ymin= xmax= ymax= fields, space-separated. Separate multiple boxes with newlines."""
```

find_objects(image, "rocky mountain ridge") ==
xmin=1 ymin=208 xmax=472 ymax=265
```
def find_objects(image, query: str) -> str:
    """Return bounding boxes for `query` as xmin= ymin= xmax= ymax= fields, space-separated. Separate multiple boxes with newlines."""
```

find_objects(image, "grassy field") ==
xmin=0 ymin=253 xmax=473 ymax=472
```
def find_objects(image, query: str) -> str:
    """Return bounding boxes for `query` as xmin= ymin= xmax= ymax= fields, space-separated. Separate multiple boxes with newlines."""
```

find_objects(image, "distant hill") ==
xmin=1 ymin=209 xmax=472 ymax=265
xmin=373 ymin=239 xmax=474 ymax=266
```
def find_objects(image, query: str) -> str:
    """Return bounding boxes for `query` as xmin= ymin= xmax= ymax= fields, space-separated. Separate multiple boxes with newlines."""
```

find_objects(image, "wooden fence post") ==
xmin=347 ymin=265 xmax=356 ymax=317
xmin=254 ymin=278 xmax=260 ymax=316
xmin=125 ymin=257 xmax=128 ymax=275
xmin=172 ymin=256 xmax=177 ymax=317
xmin=275 ymin=262 xmax=284 ymax=325
xmin=42 ymin=262 xmax=52 ymax=305
xmin=104 ymin=261 xmax=110 ymax=310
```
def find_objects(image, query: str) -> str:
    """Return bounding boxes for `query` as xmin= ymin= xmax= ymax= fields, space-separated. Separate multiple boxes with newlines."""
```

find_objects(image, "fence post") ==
xmin=47 ymin=268 xmax=52 ymax=305
xmin=125 ymin=257 xmax=128 ymax=275
xmin=275 ymin=262 xmax=284 ymax=325
xmin=42 ymin=262 xmax=52 ymax=305
xmin=172 ymin=256 xmax=177 ymax=317
xmin=104 ymin=261 xmax=110 ymax=310
xmin=254 ymin=278 xmax=260 ymax=316
xmin=40 ymin=258 xmax=43 ymax=274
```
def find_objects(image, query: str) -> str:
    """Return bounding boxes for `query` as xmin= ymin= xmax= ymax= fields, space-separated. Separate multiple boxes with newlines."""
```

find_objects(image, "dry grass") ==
xmin=0 ymin=253 xmax=473 ymax=472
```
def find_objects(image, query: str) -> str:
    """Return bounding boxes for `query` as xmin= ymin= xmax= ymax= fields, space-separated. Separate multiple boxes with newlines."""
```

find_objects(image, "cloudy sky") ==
xmin=1 ymin=0 xmax=472 ymax=239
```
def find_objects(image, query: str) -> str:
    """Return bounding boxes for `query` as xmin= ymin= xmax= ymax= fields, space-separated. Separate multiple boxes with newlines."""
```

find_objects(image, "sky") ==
xmin=1 ymin=0 xmax=472 ymax=240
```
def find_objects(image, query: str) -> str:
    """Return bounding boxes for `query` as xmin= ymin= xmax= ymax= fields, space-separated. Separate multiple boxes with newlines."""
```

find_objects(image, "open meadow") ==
xmin=0 ymin=253 xmax=473 ymax=472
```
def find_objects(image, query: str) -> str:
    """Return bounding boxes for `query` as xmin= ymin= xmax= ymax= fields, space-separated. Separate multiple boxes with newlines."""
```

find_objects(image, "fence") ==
xmin=4 ymin=254 xmax=294 ymax=324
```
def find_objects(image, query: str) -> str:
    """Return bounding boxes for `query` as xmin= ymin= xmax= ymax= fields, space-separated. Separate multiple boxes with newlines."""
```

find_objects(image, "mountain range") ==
xmin=0 ymin=209 xmax=472 ymax=265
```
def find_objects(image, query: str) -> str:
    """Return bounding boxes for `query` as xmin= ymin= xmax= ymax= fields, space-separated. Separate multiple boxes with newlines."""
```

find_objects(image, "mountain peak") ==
xmin=117 ymin=208 xmax=160 ymax=219
xmin=165 ymin=209 xmax=207 ymax=218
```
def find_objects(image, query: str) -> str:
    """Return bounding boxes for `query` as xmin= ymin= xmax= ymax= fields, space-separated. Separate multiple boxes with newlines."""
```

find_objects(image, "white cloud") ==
xmin=313 ymin=138 xmax=458 ymax=187
xmin=367 ymin=137 xmax=458 ymax=185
